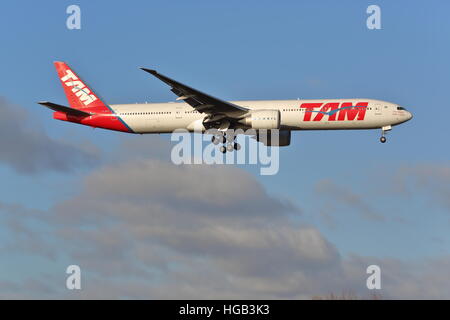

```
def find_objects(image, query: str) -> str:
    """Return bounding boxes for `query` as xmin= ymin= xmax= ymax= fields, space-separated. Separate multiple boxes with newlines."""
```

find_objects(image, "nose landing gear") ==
xmin=379 ymin=125 xmax=391 ymax=143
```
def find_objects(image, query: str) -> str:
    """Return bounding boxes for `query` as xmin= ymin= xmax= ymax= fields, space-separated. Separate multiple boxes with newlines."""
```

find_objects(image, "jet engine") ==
xmin=239 ymin=109 xmax=280 ymax=129
xmin=255 ymin=130 xmax=291 ymax=146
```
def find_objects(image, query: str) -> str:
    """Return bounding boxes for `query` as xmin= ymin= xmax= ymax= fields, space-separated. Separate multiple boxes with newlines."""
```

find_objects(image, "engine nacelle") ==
xmin=240 ymin=109 xmax=280 ymax=129
xmin=256 ymin=130 xmax=291 ymax=146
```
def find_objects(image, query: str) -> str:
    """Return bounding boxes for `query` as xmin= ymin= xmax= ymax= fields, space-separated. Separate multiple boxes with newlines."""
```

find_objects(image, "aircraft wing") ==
xmin=140 ymin=68 xmax=249 ymax=117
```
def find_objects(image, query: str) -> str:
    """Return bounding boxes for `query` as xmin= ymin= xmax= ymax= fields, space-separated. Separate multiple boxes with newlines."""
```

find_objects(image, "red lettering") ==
xmin=337 ymin=102 xmax=368 ymax=121
xmin=302 ymin=103 xmax=323 ymax=121
xmin=313 ymin=102 xmax=340 ymax=121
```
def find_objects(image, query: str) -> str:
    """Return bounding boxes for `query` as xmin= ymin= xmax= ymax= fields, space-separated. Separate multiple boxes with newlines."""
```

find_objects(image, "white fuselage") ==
xmin=109 ymin=98 xmax=412 ymax=134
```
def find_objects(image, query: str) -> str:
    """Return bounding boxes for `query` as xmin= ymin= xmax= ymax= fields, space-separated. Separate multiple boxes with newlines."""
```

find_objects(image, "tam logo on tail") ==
xmin=60 ymin=69 xmax=97 ymax=106
xmin=53 ymin=61 xmax=109 ymax=112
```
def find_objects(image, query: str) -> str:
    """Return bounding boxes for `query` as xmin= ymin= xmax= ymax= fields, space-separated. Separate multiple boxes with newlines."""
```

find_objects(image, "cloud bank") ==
xmin=1 ymin=137 xmax=450 ymax=299
xmin=0 ymin=97 xmax=99 ymax=173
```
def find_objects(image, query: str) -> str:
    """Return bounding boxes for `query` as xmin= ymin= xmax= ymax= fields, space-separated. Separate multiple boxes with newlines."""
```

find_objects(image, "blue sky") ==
xmin=1 ymin=0 xmax=450 ymax=298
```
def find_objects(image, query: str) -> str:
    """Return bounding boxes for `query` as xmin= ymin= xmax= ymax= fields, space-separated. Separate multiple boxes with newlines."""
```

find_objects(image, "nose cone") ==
xmin=406 ymin=111 xmax=413 ymax=121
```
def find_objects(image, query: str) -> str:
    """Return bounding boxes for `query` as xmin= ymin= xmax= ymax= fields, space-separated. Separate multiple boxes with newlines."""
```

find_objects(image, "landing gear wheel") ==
xmin=380 ymin=136 xmax=387 ymax=143
xmin=211 ymin=136 xmax=220 ymax=145
xmin=226 ymin=143 xmax=234 ymax=152
xmin=212 ymin=134 xmax=226 ymax=145
xmin=219 ymin=145 xmax=227 ymax=154
xmin=226 ymin=134 xmax=236 ymax=142
xmin=234 ymin=142 xmax=241 ymax=151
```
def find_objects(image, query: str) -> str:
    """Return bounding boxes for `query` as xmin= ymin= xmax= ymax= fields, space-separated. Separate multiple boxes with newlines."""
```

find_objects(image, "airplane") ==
xmin=39 ymin=62 xmax=413 ymax=153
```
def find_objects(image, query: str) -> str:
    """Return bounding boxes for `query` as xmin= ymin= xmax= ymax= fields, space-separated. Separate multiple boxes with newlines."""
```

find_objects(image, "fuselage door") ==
xmin=374 ymin=104 xmax=382 ymax=115
xmin=175 ymin=105 xmax=183 ymax=119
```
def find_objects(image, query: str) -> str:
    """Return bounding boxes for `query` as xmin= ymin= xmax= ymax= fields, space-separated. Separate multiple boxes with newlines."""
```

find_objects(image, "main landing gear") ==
xmin=212 ymin=132 xmax=240 ymax=153
xmin=379 ymin=125 xmax=391 ymax=143
xmin=211 ymin=135 xmax=225 ymax=145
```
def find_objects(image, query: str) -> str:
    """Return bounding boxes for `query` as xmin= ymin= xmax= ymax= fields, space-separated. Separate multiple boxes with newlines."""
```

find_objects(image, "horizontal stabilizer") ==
xmin=37 ymin=101 xmax=92 ymax=117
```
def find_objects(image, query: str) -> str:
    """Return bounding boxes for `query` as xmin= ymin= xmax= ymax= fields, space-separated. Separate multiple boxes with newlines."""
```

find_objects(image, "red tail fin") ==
xmin=54 ymin=61 xmax=111 ymax=114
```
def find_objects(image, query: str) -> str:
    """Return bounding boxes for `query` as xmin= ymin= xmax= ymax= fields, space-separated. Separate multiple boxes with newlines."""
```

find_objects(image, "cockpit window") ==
xmin=397 ymin=106 xmax=406 ymax=110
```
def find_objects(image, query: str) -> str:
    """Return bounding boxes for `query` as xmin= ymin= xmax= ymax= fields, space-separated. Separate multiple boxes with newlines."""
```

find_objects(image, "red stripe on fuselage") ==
xmin=53 ymin=112 xmax=131 ymax=133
